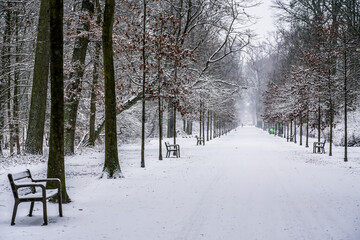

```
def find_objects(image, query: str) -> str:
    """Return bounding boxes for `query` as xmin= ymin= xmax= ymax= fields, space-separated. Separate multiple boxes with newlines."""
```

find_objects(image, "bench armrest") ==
xmin=15 ymin=182 xmax=46 ymax=194
xmin=33 ymin=178 xmax=60 ymax=183
xmin=33 ymin=178 xmax=61 ymax=189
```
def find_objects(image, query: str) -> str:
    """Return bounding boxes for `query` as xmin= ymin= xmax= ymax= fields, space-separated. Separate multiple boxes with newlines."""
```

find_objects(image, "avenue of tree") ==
xmin=0 ymin=0 xmax=257 ymax=200
xmin=248 ymin=0 xmax=360 ymax=162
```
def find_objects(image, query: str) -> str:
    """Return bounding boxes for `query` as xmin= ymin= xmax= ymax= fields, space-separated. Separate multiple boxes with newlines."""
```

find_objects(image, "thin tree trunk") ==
xmin=306 ymin=110 xmax=309 ymax=148
xmin=7 ymin=56 xmax=14 ymax=155
xmin=14 ymin=11 xmax=20 ymax=154
xmin=299 ymin=116 xmax=303 ymax=146
xmin=25 ymin=0 xmax=50 ymax=155
xmin=210 ymin=111 xmax=212 ymax=140
xmin=64 ymin=0 xmax=94 ymax=155
xmin=294 ymin=118 xmax=297 ymax=144
xmin=158 ymin=96 xmax=163 ymax=160
xmin=207 ymin=110 xmax=209 ymax=141
xmin=141 ymin=0 xmax=147 ymax=168
xmin=329 ymin=101 xmax=333 ymax=156
xmin=199 ymin=104 xmax=202 ymax=139
xmin=318 ymin=98 xmax=321 ymax=143
xmin=47 ymin=0 xmax=70 ymax=202
xmin=88 ymin=0 xmax=102 ymax=147
xmin=173 ymin=104 xmax=176 ymax=145
xmin=167 ymin=100 xmax=174 ymax=138
xmin=202 ymin=106 xmax=205 ymax=145
xmin=344 ymin=38 xmax=348 ymax=162
xmin=3 ymin=6 xmax=13 ymax=155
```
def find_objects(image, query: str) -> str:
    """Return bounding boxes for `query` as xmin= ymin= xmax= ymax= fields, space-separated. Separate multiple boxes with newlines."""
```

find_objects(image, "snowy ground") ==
xmin=1 ymin=126 xmax=360 ymax=240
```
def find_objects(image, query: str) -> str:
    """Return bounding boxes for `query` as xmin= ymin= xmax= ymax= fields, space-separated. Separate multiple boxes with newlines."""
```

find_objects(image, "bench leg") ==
xmin=42 ymin=200 xmax=48 ymax=225
xmin=29 ymin=201 xmax=35 ymax=216
xmin=58 ymin=193 xmax=63 ymax=217
xmin=11 ymin=201 xmax=19 ymax=225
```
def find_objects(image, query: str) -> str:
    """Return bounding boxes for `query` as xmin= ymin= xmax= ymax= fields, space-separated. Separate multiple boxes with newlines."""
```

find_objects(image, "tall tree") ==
xmin=102 ymin=0 xmax=123 ymax=178
xmin=25 ymin=0 xmax=50 ymax=155
xmin=47 ymin=0 xmax=70 ymax=203
xmin=141 ymin=0 xmax=147 ymax=168
xmin=64 ymin=0 xmax=94 ymax=155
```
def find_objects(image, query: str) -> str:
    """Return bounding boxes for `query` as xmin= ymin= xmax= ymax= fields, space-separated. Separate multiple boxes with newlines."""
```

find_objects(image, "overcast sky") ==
xmin=246 ymin=0 xmax=277 ymax=41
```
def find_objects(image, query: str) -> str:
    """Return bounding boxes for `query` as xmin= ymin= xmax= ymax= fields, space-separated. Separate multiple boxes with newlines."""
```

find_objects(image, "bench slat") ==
xmin=11 ymin=171 xmax=30 ymax=181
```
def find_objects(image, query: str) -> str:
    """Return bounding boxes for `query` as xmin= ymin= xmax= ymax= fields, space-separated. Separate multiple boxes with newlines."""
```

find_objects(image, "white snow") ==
xmin=1 ymin=126 xmax=360 ymax=240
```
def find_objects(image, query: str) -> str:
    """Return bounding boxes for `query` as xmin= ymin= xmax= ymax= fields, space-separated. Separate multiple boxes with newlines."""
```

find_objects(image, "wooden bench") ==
xmin=195 ymin=136 xmax=205 ymax=145
xmin=165 ymin=142 xmax=180 ymax=158
xmin=313 ymin=140 xmax=326 ymax=154
xmin=287 ymin=135 xmax=294 ymax=142
xmin=8 ymin=169 xmax=63 ymax=225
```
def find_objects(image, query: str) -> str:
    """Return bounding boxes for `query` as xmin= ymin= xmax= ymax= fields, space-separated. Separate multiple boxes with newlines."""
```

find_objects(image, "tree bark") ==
xmin=306 ymin=110 xmax=309 ymax=147
xmin=299 ymin=116 xmax=303 ymax=146
xmin=25 ymin=0 xmax=50 ymax=155
xmin=141 ymin=0 xmax=147 ymax=168
xmin=158 ymin=96 xmax=163 ymax=160
xmin=3 ymin=6 xmax=13 ymax=155
xmin=101 ymin=0 xmax=122 ymax=178
xmin=47 ymin=0 xmax=70 ymax=203
xmin=14 ymin=11 xmax=21 ymax=154
xmin=173 ymin=104 xmax=177 ymax=145
xmin=64 ymin=0 xmax=94 ymax=155
xmin=167 ymin=100 xmax=174 ymax=138
xmin=294 ymin=118 xmax=297 ymax=144
xmin=206 ymin=110 xmax=209 ymax=141
xmin=88 ymin=0 xmax=102 ymax=147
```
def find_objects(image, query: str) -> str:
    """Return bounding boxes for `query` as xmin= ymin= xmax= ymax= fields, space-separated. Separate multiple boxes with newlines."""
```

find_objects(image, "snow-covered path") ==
xmin=1 ymin=127 xmax=360 ymax=239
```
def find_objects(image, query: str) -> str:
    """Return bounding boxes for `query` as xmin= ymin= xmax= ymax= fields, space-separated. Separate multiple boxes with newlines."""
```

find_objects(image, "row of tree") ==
xmin=260 ymin=0 xmax=360 ymax=161
xmin=0 ymin=0 xmax=255 ymax=201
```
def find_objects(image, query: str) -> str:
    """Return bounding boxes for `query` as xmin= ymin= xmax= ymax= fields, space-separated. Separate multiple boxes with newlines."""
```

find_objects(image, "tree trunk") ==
xmin=294 ymin=118 xmax=297 ymax=144
xmin=88 ymin=0 xmax=102 ymax=147
xmin=344 ymin=39 xmax=348 ymax=162
xmin=299 ymin=116 xmax=303 ymax=146
xmin=286 ymin=122 xmax=289 ymax=139
xmin=7 ymin=53 xmax=14 ymax=155
xmin=14 ymin=12 xmax=21 ymax=154
xmin=167 ymin=100 xmax=174 ymax=138
xmin=199 ymin=105 xmax=202 ymax=139
xmin=25 ymin=0 xmax=50 ymax=155
xmin=173 ymin=104 xmax=177 ymax=145
xmin=318 ymin=98 xmax=321 ymax=143
xmin=141 ymin=0 xmax=147 ymax=168
xmin=101 ymin=0 xmax=123 ymax=178
xmin=202 ymin=106 xmax=205 ymax=145
xmin=210 ymin=111 xmax=212 ymax=140
xmin=158 ymin=96 xmax=163 ymax=160
xmin=206 ymin=110 xmax=209 ymax=141
xmin=64 ymin=0 xmax=94 ymax=155
xmin=186 ymin=120 xmax=192 ymax=135
xmin=329 ymin=100 xmax=333 ymax=156
xmin=3 ymin=6 xmax=13 ymax=155
xmin=47 ymin=0 xmax=70 ymax=203
xmin=306 ymin=110 xmax=309 ymax=148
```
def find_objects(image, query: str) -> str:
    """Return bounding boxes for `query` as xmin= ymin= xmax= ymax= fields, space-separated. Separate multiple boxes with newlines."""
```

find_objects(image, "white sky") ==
xmin=246 ymin=0 xmax=277 ymax=41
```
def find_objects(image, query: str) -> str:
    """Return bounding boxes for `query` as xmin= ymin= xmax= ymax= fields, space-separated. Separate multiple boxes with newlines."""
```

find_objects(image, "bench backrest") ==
xmin=8 ymin=169 xmax=34 ymax=199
